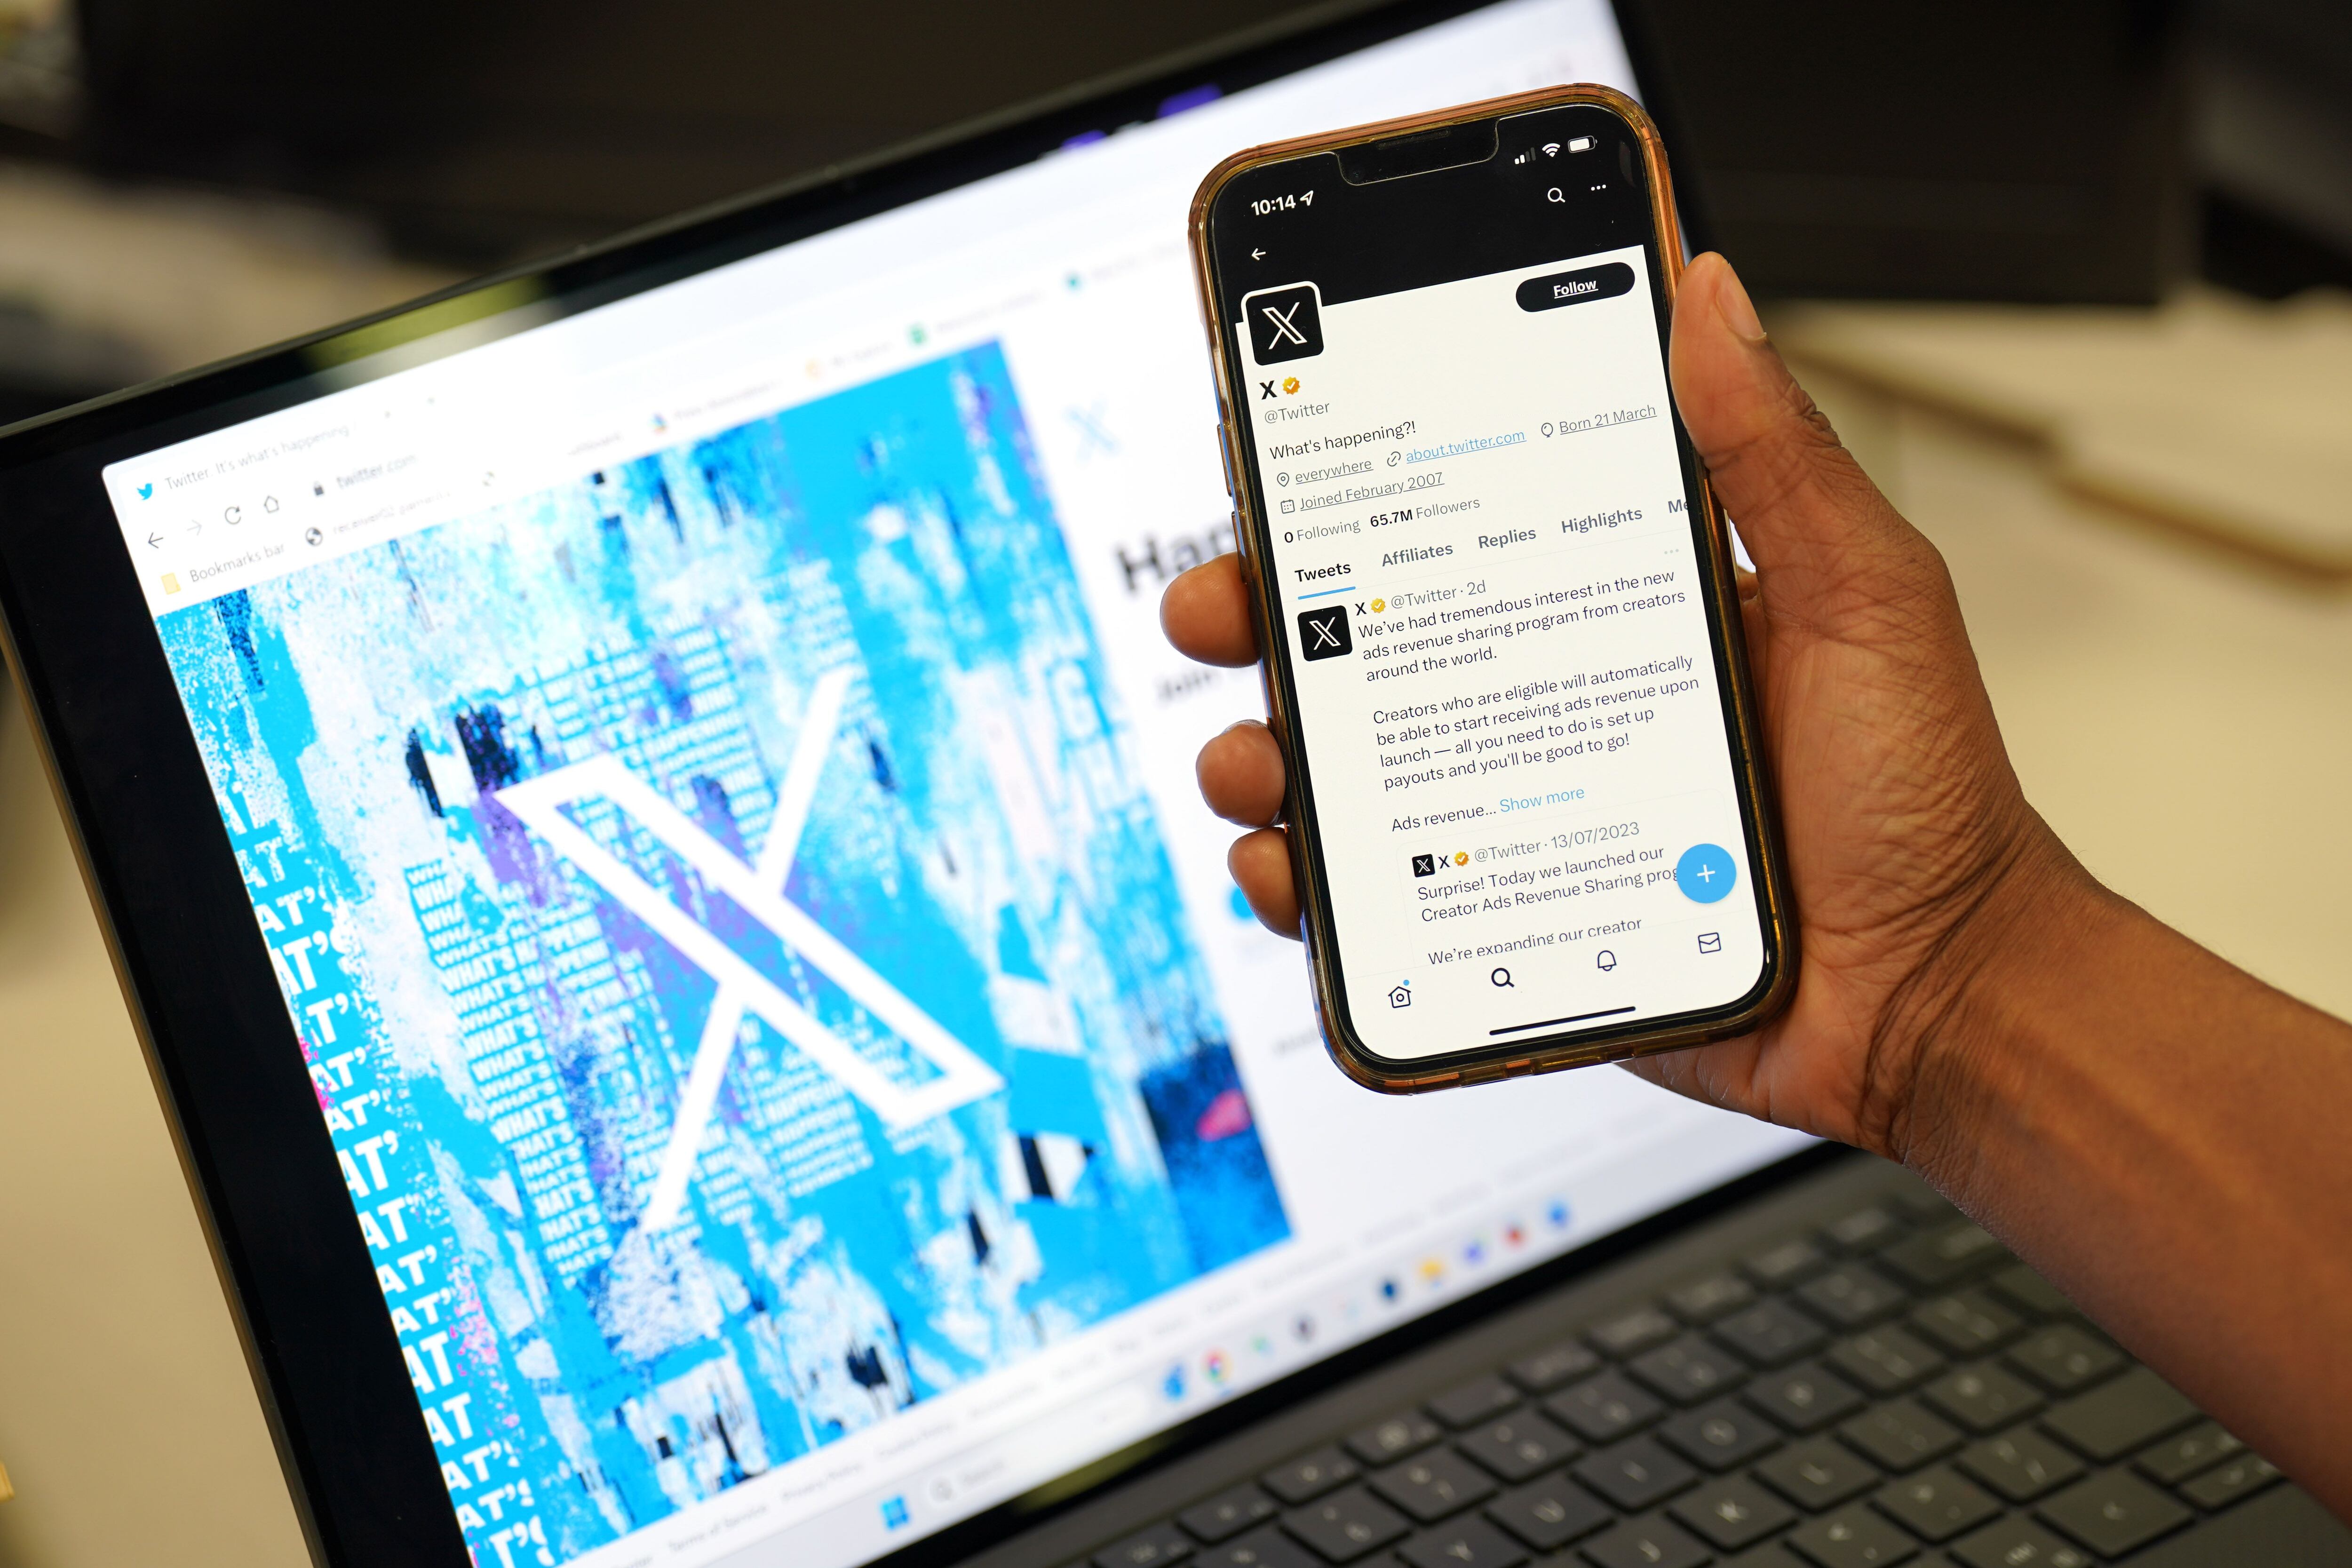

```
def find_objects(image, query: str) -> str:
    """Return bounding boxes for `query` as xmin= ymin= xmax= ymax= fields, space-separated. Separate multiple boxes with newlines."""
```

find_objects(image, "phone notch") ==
xmin=1335 ymin=118 xmax=1498 ymax=184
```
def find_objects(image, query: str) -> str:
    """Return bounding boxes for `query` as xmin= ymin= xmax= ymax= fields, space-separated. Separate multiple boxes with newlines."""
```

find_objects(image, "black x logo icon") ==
xmin=1296 ymin=606 xmax=1352 ymax=661
xmin=1244 ymin=284 xmax=1323 ymax=364
xmin=1259 ymin=380 xmax=1278 ymax=400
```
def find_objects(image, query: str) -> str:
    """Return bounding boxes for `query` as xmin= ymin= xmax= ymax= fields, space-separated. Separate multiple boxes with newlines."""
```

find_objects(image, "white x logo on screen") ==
xmin=1260 ymin=300 xmax=1310 ymax=348
xmin=496 ymin=668 xmax=1003 ymax=1230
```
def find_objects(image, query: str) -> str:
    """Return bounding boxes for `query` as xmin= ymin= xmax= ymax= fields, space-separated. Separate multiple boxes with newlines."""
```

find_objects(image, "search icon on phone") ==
xmin=1546 ymin=187 xmax=1564 ymax=204
xmin=1490 ymin=967 xmax=1513 ymax=987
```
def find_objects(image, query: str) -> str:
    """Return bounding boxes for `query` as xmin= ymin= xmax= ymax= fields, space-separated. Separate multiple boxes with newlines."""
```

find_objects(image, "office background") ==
xmin=1 ymin=1 xmax=2348 ymax=1563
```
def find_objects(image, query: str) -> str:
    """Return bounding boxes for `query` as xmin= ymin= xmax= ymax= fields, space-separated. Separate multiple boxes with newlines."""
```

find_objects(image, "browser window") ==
xmin=99 ymin=5 xmax=1807 ymax=1567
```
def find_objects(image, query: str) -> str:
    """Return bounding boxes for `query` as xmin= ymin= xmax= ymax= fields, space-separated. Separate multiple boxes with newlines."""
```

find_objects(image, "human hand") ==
xmin=1160 ymin=252 xmax=2092 ymax=1162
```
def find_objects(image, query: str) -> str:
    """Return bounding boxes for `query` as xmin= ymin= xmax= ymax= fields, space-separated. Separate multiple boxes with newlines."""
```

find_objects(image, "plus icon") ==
xmin=1675 ymin=843 xmax=1738 ymax=905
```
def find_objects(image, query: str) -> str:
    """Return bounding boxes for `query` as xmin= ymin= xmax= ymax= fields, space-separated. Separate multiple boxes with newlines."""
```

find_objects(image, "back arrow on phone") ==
xmin=1251 ymin=247 xmax=1265 ymax=260
xmin=146 ymin=530 xmax=163 ymax=548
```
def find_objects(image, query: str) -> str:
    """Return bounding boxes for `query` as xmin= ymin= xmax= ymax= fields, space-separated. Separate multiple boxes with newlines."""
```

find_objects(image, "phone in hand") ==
xmin=1189 ymin=85 xmax=1794 ymax=1090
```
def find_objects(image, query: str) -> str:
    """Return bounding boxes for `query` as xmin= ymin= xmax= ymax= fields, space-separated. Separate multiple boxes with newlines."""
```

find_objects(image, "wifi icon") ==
xmin=1542 ymin=143 xmax=1562 ymax=157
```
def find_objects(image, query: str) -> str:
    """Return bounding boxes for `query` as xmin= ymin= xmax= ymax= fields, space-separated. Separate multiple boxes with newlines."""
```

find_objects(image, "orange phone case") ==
xmin=1186 ymin=84 xmax=1796 ymax=1092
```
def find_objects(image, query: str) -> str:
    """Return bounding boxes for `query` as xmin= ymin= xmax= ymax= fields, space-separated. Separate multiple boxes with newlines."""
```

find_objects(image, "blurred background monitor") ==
xmin=0 ymin=0 xmax=2346 ymax=420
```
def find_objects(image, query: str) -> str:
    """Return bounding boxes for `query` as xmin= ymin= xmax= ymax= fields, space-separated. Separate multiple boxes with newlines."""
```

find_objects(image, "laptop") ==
xmin=0 ymin=2 xmax=2342 ymax=1566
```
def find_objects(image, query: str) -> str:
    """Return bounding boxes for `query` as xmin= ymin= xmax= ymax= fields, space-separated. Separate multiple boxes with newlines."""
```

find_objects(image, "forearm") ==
xmin=1894 ymin=836 xmax=2352 ymax=1519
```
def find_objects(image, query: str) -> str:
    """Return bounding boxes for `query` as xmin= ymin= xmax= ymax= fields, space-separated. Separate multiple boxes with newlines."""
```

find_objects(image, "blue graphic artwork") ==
xmin=153 ymin=344 xmax=1288 ymax=1567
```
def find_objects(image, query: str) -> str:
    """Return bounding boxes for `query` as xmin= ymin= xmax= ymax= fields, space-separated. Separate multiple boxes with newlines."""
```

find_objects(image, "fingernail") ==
xmin=1713 ymin=259 xmax=1767 ymax=344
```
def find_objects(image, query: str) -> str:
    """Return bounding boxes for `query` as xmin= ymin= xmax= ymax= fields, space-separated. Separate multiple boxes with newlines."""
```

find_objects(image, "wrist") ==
xmin=1864 ymin=818 xmax=2119 ymax=1186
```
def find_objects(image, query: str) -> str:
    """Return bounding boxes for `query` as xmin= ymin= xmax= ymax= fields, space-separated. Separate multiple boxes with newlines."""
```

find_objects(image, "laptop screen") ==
xmin=94 ymin=3 xmax=1807 ymax=1565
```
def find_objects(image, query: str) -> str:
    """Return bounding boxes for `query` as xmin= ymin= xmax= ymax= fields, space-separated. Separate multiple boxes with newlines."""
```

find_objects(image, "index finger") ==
xmin=1160 ymin=553 xmax=1261 ymax=668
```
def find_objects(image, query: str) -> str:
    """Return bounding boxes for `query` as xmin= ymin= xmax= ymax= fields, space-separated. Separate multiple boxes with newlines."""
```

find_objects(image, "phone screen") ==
xmin=1207 ymin=103 xmax=1778 ymax=1065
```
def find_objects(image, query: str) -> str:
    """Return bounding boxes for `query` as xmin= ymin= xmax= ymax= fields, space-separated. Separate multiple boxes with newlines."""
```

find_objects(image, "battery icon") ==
xmin=1566 ymin=136 xmax=1597 ymax=153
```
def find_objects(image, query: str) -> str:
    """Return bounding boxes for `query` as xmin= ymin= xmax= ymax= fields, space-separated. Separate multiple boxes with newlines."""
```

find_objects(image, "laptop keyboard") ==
xmin=1062 ymin=1188 xmax=2299 ymax=1568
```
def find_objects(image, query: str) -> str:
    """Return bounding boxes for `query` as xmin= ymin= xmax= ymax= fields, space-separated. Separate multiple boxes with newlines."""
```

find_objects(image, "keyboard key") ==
xmin=1838 ymin=1399 xmax=1962 ymax=1472
xmin=1262 ymin=1448 xmax=1361 ymax=1505
xmin=1786 ymin=1506 xmax=1918 ymax=1567
xmin=1396 ymin=1515 xmax=1529 ymax=1568
xmin=1282 ymin=1487 xmax=1411 ymax=1563
xmin=1575 ymin=1435 xmax=1700 ymax=1511
xmin=1456 ymin=1410 xmax=1579 ymax=1483
xmin=1181 ymin=1485 xmax=1280 ymax=1544
xmin=1757 ymin=1437 xmax=1882 ymax=1510
xmin=1545 ymin=1372 xmax=1666 ymax=1444
xmin=1371 ymin=1449 xmax=1498 ymax=1523
xmin=1797 ymin=1266 xmax=1908 ymax=1330
xmin=1887 ymin=1189 xmax=1958 ymax=1226
xmin=2036 ymin=1470 xmax=2192 ymax=1556
xmin=1948 ymin=1518 xmax=2092 ymax=1568
xmin=1714 ymin=1300 xmax=1828 ymax=1368
xmin=1095 ymin=1523 xmax=1194 ymax=1568
xmin=1955 ymin=1429 xmax=2084 ymax=1502
xmin=1909 ymin=1292 xmax=2023 ymax=1357
xmin=1508 ymin=1340 xmax=1602 ymax=1393
xmin=1744 ymin=1361 xmax=1867 ymax=1433
xmin=1723 ymin=1546 xmax=1809 ymax=1568
xmin=1631 ymin=1334 xmax=1750 ymax=1405
xmin=1985 ymin=1264 xmax=2074 ymax=1320
xmin=1880 ymin=1221 xmax=2007 ymax=1290
xmin=1581 ymin=1515 xmax=1714 ymax=1568
xmin=1484 ymin=1472 xmax=1612 ymax=1552
xmin=1828 ymin=1329 xmax=1944 ymax=1395
xmin=1429 ymin=1376 xmax=1521 ymax=1430
xmin=1822 ymin=1204 xmax=1905 ymax=1254
xmin=1659 ymin=1398 xmax=1782 ymax=1470
xmin=1744 ymin=1236 xmax=1831 ymax=1289
xmin=1197 ymin=1525 xmax=1321 ymax=1568
xmin=1589 ymin=1305 xmax=1683 ymax=1360
xmin=1348 ymin=1412 xmax=1444 ymax=1468
xmin=1870 ymin=1465 xmax=2000 ymax=1542
xmin=2002 ymin=1325 xmax=2122 ymax=1396
xmin=2040 ymin=1367 xmax=2198 ymax=1461
xmin=1669 ymin=1476 xmax=1797 ymax=1552
xmin=1667 ymin=1270 xmax=1758 ymax=1325
xmin=2133 ymin=1420 xmax=2246 ymax=1486
xmin=2179 ymin=1454 xmax=2281 ymax=1510
xmin=1922 ymin=1362 xmax=2044 ymax=1433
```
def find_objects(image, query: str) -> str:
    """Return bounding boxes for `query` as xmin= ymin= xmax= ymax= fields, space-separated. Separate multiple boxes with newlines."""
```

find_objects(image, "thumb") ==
xmin=1669 ymin=254 xmax=1916 ymax=601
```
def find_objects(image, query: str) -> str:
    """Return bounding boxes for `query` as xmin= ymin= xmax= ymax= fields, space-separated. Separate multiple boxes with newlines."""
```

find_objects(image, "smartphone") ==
xmin=1189 ymin=85 xmax=1794 ymax=1091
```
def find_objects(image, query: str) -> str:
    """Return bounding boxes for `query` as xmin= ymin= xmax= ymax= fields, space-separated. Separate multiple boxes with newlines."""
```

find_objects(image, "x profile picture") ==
xmin=1243 ymin=283 xmax=1324 ymax=365
xmin=1297 ymin=605 xmax=1352 ymax=661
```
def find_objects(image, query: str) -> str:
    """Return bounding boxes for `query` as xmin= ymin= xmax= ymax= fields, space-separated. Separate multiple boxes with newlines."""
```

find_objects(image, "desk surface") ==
xmin=1 ymin=360 xmax=2347 ymax=1568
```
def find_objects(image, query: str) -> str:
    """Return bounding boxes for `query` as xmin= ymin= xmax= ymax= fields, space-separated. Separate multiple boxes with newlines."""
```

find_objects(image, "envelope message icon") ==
xmin=1696 ymin=932 xmax=1723 ymax=954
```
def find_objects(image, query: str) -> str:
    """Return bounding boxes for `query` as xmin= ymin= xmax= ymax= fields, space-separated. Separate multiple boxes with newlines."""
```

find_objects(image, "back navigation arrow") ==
xmin=146 ymin=530 xmax=164 ymax=548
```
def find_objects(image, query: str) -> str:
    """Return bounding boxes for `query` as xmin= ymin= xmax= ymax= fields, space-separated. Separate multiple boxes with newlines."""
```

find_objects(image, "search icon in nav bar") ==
xmin=1490 ymin=967 xmax=1513 ymax=987
xmin=1546 ymin=187 xmax=1565 ymax=204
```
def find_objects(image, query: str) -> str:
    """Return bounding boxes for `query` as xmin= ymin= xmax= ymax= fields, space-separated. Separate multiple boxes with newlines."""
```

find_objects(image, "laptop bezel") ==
xmin=0 ymin=3 xmax=1771 ymax=1566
